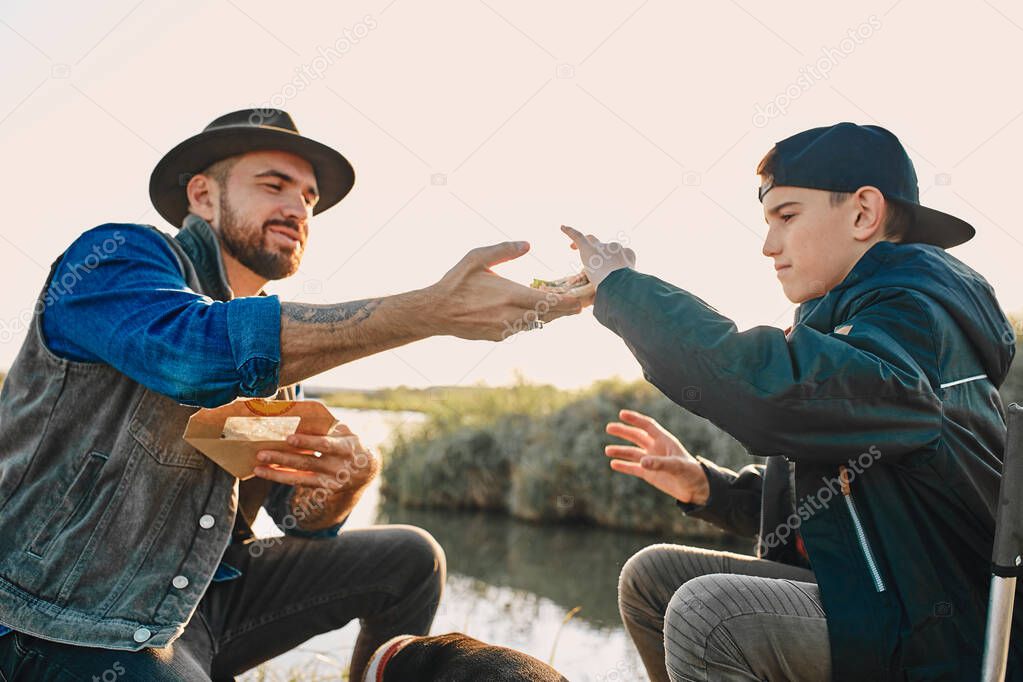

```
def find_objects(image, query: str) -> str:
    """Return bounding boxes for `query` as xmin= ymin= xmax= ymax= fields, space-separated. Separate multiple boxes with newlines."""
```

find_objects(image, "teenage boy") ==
xmin=563 ymin=122 xmax=1018 ymax=681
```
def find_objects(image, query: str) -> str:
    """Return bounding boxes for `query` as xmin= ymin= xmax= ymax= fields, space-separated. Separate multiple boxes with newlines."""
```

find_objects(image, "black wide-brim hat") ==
xmin=150 ymin=109 xmax=355 ymax=227
xmin=758 ymin=122 xmax=974 ymax=249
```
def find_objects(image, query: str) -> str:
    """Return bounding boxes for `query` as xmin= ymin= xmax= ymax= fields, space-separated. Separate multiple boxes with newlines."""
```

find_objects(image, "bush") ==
xmin=380 ymin=379 xmax=749 ymax=537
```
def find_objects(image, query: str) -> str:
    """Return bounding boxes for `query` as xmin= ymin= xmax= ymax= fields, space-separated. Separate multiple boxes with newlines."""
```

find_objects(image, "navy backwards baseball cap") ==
xmin=758 ymin=122 xmax=974 ymax=248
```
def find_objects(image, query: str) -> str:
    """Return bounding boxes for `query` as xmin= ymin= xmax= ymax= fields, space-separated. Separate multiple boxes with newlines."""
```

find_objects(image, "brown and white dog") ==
xmin=363 ymin=633 xmax=570 ymax=681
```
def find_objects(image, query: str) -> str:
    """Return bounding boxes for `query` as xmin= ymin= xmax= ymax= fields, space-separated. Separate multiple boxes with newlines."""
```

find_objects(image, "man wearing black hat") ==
xmin=0 ymin=109 xmax=582 ymax=680
xmin=562 ymin=123 xmax=1018 ymax=680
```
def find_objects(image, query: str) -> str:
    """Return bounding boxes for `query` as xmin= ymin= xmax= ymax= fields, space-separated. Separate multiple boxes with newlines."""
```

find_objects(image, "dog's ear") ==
xmin=381 ymin=632 xmax=569 ymax=682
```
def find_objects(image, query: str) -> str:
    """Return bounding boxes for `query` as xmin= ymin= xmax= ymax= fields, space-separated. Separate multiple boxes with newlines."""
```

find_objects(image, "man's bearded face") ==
xmin=210 ymin=150 xmax=317 ymax=281
xmin=218 ymin=188 xmax=305 ymax=280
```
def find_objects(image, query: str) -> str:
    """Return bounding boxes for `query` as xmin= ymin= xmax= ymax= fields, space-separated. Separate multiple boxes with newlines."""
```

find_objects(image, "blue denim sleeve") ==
xmin=42 ymin=224 xmax=282 ymax=408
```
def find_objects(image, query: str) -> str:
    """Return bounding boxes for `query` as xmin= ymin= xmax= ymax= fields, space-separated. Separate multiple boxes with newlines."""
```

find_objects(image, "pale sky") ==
xmin=1 ymin=0 xmax=1020 ymax=390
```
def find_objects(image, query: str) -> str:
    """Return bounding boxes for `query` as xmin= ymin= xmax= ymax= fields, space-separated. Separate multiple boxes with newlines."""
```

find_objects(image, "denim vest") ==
xmin=0 ymin=217 xmax=271 ymax=650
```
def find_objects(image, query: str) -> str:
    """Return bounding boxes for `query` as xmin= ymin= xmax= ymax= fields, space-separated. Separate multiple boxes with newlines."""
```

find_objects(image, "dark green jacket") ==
xmin=594 ymin=241 xmax=1018 ymax=681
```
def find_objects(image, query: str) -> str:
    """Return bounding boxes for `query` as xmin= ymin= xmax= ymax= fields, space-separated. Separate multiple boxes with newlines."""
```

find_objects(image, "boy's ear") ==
xmin=851 ymin=186 xmax=885 ymax=242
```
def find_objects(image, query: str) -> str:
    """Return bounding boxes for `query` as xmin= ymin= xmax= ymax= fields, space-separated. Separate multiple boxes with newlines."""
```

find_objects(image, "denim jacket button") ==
xmin=133 ymin=627 xmax=152 ymax=643
xmin=172 ymin=575 xmax=189 ymax=589
xmin=199 ymin=514 xmax=215 ymax=529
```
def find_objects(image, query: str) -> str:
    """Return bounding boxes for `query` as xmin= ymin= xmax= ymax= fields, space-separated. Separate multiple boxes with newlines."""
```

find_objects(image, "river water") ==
xmin=242 ymin=408 xmax=747 ymax=682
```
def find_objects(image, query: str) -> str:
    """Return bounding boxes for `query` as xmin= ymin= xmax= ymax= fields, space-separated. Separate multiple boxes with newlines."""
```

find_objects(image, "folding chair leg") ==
xmin=982 ymin=574 xmax=1017 ymax=682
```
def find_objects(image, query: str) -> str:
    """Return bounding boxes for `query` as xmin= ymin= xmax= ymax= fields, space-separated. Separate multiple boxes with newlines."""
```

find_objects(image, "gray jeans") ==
xmin=0 ymin=525 xmax=445 ymax=682
xmin=618 ymin=544 xmax=830 ymax=682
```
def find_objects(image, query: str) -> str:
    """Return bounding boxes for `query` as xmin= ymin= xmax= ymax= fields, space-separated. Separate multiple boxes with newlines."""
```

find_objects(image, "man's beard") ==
xmin=218 ymin=192 xmax=304 ymax=281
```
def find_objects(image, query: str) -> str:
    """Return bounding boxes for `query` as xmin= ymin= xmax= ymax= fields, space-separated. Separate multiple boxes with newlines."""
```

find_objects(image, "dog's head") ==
xmin=363 ymin=633 xmax=569 ymax=682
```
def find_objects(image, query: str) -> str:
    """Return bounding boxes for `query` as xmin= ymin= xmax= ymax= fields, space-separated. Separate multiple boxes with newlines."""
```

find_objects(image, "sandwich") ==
xmin=530 ymin=272 xmax=591 ymax=294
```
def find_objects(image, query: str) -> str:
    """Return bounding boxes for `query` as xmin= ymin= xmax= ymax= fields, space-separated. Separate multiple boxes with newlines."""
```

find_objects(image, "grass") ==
xmin=320 ymin=374 xmax=579 ymax=430
xmin=240 ymin=653 xmax=348 ymax=681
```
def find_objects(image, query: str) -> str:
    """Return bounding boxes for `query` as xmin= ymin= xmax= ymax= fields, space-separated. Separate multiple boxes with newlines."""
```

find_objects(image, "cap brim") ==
xmin=900 ymin=200 xmax=975 ymax=249
xmin=149 ymin=127 xmax=355 ymax=227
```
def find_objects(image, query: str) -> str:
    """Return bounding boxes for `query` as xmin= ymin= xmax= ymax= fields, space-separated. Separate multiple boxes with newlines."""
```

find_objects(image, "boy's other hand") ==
xmin=605 ymin=409 xmax=710 ymax=506
xmin=561 ymin=225 xmax=636 ymax=288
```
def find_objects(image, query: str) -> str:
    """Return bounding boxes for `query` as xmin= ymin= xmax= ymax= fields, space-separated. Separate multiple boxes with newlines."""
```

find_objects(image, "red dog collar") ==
xmin=364 ymin=635 xmax=416 ymax=682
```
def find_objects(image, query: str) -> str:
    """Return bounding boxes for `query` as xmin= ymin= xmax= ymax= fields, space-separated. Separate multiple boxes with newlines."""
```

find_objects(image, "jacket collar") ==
xmin=793 ymin=240 xmax=899 ymax=329
xmin=175 ymin=213 xmax=235 ymax=301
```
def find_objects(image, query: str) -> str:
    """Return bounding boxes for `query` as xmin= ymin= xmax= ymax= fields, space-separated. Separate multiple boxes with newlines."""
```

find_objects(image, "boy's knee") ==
xmin=666 ymin=574 xmax=727 ymax=630
xmin=664 ymin=574 xmax=759 ymax=673
xmin=619 ymin=544 xmax=714 ymax=615
xmin=664 ymin=575 xmax=730 ymax=675
xmin=668 ymin=573 xmax=757 ymax=629
xmin=619 ymin=543 xmax=693 ymax=625
xmin=619 ymin=544 xmax=664 ymax=612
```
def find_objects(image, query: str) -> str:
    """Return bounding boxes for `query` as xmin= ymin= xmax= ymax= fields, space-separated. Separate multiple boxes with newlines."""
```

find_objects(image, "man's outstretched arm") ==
xmin=277 ymin=293 xmax=428 ymax=387
xmin=276 ymin=240 xmax=582 ymax=386
xmin=45 ymin=227 xmax=580 ymax=407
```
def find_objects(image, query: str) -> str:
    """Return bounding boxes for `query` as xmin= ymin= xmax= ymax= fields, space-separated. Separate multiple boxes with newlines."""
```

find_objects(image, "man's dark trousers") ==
xmin=0 ymin=525 xmax=445 ymax=681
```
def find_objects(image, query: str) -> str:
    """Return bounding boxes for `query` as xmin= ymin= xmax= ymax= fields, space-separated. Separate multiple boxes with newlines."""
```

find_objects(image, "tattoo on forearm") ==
xmin=283 ymin=299 xmax=382 ymax=327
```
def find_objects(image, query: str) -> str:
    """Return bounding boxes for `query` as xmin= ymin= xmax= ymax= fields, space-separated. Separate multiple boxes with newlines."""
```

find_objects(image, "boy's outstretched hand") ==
xmin=560 ymin=225 xmax=636 ymax=288
xmin=605 ymin=409 xmax=710 ymax=506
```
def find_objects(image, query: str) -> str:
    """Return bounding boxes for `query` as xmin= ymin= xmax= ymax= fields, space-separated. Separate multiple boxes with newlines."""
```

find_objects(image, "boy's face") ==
xmin=761 ymin=186 xmax=874 ymax=304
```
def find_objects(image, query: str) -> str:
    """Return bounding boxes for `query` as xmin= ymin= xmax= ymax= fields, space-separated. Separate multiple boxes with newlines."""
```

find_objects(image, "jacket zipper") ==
xmin=839 ymin=465 xmax=887 ymax=593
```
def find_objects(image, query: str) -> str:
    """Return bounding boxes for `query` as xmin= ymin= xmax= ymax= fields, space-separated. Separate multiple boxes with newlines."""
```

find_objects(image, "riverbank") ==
xmin=323 ymin=379 xmax=751 ymax=538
